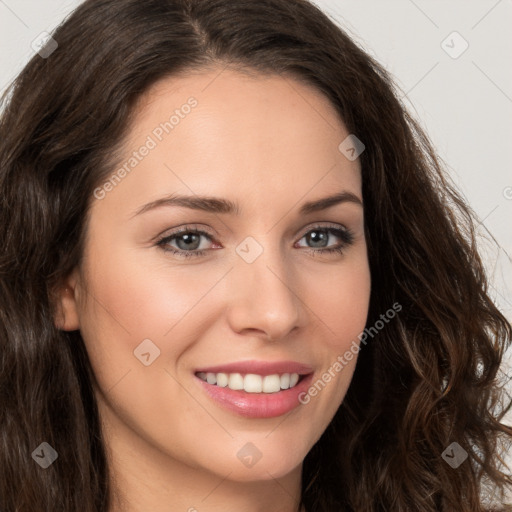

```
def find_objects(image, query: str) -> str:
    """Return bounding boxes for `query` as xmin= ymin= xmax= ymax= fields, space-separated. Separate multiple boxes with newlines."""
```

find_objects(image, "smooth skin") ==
xmin=56 ymin=67 xmax=371 ymax=512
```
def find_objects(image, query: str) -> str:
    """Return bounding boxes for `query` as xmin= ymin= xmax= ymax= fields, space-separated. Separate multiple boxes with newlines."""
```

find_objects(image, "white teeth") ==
xmin=262 ymin=375 xmax=281 ymax=393
xmin=197 ymin=371 xmax=302 ymax=393
xmin=244 ymin=374 xmax=262 ymax=393
xmin=228 ymin=373 xmax=244 ymax=390
xmin=216 ymin=372 xmax=228 ymax=387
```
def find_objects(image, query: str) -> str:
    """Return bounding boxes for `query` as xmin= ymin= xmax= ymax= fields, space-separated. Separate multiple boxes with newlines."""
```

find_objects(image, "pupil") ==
xmin=309 ymin=230 xmax=327 ymax=248
xmin=178 ymin=233 xmax=200 ymax=250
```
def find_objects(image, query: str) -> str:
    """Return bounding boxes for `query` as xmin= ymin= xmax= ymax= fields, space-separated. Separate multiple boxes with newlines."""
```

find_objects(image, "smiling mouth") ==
xmin=195 ymin=371 xmax=307 ymax=393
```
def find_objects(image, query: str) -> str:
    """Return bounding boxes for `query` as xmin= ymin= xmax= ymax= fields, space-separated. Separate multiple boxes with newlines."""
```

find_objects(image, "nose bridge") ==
xmin=227 ymin=235 xmax=301 ymax=340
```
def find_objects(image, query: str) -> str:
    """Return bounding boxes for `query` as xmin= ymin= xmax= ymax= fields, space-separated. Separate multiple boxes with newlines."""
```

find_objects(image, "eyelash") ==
xmin=155 ymin=224 xmax=355 ymax=259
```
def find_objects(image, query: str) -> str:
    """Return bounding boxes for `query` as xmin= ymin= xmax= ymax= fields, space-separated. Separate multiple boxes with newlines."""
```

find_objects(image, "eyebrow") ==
xmin=132 ymin=191 xmax=362 ymax=218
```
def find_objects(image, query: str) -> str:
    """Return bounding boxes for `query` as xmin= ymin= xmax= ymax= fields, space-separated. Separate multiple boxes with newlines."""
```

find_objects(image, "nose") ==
xmin=226 ymin=243 xmax=303 ymax=342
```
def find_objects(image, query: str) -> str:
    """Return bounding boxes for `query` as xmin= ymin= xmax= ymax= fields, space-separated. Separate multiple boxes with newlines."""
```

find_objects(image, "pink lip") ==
xmin=194 ymin=361 xmax=314 ymax=419
xmin=196 ymin=374 xmax=313 ymax=418
xmin=195 ymin=359 xmax=313 ymax=376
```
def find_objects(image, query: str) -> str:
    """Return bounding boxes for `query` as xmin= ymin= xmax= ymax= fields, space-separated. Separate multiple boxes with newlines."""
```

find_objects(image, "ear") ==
xmin=53 ymin=269 xmax=81 ymax=331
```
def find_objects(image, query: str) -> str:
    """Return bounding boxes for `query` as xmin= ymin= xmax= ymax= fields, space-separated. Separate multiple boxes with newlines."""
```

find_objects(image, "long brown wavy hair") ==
xmin=1 ymin=0 xmax=511 ymax=510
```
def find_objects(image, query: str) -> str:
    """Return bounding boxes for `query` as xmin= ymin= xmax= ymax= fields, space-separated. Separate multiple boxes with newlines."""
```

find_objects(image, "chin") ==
xmin=197 ymin=438 xmax=308 ymax=483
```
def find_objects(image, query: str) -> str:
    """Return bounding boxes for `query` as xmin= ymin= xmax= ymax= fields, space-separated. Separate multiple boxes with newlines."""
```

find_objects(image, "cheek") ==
xmin=299 ymin=251 xmax=370 ymax=408
xmin=306 ymin=252 xmax=371 ymax=348
xmin=76 ymin=242 xmax=216 ymax=391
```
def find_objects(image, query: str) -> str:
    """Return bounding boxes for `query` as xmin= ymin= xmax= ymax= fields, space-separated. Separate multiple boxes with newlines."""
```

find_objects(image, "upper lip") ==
xmin=195 ymin=360 xmax=314 ymax=376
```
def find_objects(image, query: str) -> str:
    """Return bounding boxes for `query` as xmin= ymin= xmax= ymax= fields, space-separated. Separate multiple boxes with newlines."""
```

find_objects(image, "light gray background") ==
xmin=1 ymin=0 xmax=511 ymax=438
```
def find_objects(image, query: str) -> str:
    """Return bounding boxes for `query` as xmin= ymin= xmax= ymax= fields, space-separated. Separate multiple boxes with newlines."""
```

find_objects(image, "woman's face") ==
xmin=64 ymin=67 xmax=371 ymax=482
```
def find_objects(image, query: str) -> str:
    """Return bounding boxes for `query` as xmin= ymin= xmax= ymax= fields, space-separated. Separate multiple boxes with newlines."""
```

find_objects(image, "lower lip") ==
xmin=196 ymin=374 xmax=314 ymax=418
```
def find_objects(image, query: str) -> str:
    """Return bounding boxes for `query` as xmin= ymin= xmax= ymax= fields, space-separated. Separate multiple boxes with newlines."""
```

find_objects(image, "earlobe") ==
xmin=53 ymin=270 xmax=81 ymax=331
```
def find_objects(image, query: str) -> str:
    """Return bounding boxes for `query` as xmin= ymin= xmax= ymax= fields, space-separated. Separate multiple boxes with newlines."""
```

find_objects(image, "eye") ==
xmin=295 ymin=224 xmax=354 ymax=255
xmin=156 ymin=226 xmax=216 ymax=259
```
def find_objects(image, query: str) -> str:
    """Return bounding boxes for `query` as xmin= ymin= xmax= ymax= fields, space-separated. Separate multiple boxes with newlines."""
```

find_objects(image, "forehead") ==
xmin=94 ymin=67 xmax=362 ymax=217
xmin=133 ymin=66 xmax=348 ymax=148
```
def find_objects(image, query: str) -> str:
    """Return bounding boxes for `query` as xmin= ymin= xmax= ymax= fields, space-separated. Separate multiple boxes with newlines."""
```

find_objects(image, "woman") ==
xmin=0 ymin=0 xmax=510 ymax=510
